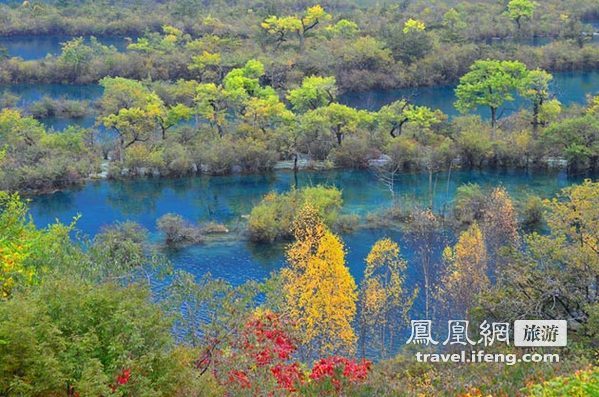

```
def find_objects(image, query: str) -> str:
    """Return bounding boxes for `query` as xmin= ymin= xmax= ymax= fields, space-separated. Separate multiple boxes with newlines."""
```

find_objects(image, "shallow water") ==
xmin=28 ymin=168 xmax=595 ymax=295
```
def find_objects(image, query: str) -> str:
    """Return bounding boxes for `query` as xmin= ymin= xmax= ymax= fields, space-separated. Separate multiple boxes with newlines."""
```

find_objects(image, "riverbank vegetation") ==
xmin=2 ymin=1 xmax=599 ymax=89
xmin=1 ymin=1 xmax=598 ymax=395
xmin=2 ymin=58 xmax=598 ymax=193
xmin=0 ymin=179 xmax=597 ymax=395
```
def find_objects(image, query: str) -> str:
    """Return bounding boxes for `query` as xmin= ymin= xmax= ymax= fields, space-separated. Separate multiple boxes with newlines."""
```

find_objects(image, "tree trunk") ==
xmin=532 ymin=101 xmax=539 ymax=139
xmin=490 ymin=106 xmax=497 ymax=130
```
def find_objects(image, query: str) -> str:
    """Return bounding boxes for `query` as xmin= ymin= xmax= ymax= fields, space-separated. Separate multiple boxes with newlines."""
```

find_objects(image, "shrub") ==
xmin=329 ymin=135 xmax=378 ymax=168
xmin=163 ymin=142 xmax=193 ymax=176
xmin=521 ymin=195 xmax=545 ymax=231
xmin=0 ymin=278 xmax=197 ymax=396
xmin=453 ymin=183 xmax=486 ymax=225
xmin=156 ymin=213 xmax=203 ymax=246
xmin=248 ymin=186 xmax=342 ymax=242
xmin=524 ymin=366 xmax=599 ymax=397
xmin=124 ymin=145 xmax=165 ymax=173
xmin=384 ymin=136 xmax=419 ymax=169
xmin=334 ymin=214 xmax=360 ymax=233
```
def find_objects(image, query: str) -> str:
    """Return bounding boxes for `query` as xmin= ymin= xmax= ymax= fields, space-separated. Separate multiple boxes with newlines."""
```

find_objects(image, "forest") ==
xmin=0 ymin=0 xmax=598 ymax=396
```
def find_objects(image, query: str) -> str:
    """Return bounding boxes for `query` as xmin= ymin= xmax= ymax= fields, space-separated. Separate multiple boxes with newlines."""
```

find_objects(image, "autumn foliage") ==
xmin=211 ymin=310 xmax=370 ymax=395
xmin=282 ymin=205 xmax=358 ymax=357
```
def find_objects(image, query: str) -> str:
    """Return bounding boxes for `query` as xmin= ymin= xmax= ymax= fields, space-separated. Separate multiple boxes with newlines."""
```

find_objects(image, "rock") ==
xmin=368 ymin=154 xmax=391 ymax=167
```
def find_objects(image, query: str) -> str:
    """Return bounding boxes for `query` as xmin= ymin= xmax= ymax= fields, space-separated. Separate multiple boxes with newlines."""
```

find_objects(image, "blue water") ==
xmin=339 ymin=71 xmax=599 ymax=116
xmin=0 ymin=70 xmax=598 ymax=130
xmin=0 ymin=83 xmax=104 ymax=105
xmin=0 ymin=35 xmax=131 ymax=60
xmin=28 ymin=169 xmax=593 ymax=292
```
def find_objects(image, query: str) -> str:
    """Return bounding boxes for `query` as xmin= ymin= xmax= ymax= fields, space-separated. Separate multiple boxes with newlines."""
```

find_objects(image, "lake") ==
xmin=2 ymin=70 xmax=599 ymax=130
xmin=0 ymin=34 xmax=132 ymax=60
xmin=339 ymin=71 xmax=599 ymax=115
xmin=28 ymin=168 xmax=595 ymax=315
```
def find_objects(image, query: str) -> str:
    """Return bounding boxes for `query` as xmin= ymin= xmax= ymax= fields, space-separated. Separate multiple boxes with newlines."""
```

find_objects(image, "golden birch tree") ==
xmin=359 ymin=238 xmax=417 ymax=358
xmin=282 ymin=205 xmax=357 ymax=358
xmin=439 ymin=223 xmax=489 ymax=316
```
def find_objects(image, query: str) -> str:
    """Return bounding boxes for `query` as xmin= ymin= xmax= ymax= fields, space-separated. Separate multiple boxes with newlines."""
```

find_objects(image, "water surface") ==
xmin=0 ymin=34 xmax=131 ymax=60
xmin=29 ymin=169 xmax=593 ymax=290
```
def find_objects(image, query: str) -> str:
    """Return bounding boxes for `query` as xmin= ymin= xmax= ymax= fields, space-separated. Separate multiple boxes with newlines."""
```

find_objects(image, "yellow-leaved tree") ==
xmin=482 ymin=187 xmax=519 ymax=262
xmin=282 ymin=204 xmax=357 ymax=358
xmin=438 ymin=223 xmax=489 ymax=316
xmin=359 ymin=238 xmax=417 ymax=358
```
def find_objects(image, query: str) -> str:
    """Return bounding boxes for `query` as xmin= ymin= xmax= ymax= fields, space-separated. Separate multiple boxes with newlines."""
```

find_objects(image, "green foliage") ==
xmin=377 ymin=99 xmax=442 ymax=138
xmin=543 ymin=115 xmax=599 ymax=170
xmin=0 ymin=278 xmax=195 ymax=396
xmin=0 ymin=109 xmax=96 ymax=192
xmin=248 ymin=186 xmax=342 ymax=242
xmin=521 ymin=195 xmax=545 ymax=231
xmin=455 ymin=59 xmax=528 ymax=126
xmin=480 ymin=180 xmax=599 ymax=333
xmin=286 ymin=76 xmax=337 ymax=113
xmin=453 ymin=183 xmax=486 ymax=225
xmin=506 ymin=0 xmax=538 ymax=30
xmin=524 ymin=366 xmax=599 ymax=396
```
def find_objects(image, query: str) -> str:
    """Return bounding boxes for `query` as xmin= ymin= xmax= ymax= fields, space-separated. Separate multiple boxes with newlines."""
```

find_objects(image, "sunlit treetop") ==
xmin=403 ymin=18 xmax=426 ymax=34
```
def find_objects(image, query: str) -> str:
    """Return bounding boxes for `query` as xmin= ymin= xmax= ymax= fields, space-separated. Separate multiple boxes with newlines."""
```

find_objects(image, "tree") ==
xmin=506 ymin=0 xmax=537 ymax=30
xmin=359 ymin=239 xmax=417 ymax=358
xmin=146 ymin=93 xmax=193 ymax=139
xmin=194 ymin=60 xmax=275 ymax=135
xmin=188 ymin=51 xmax=222 ymax=82
xmin=386 ymin=18 xmax=432 ymax=64
xmin=261 ymin=5 xmax=331 ymax=52
xmin=406 ymin=209 xmax=441 ymax=319
xmin=543 ymin=115 xmax=599 ymax=171
xmin=481 ymin=187 xmax=519 ymax=263
xmin=58 ymin=37 xmax=93 ymax=79
xmin=326 ymin=19 xmax=359 ymax=38
xmin=102 ymin=107 xmax=155 ymax=159
xmin=99 ymin=78 xmax=161 ymax=160
xmin=286 ymin=76 xmax=337 ymax=113
xmin=0 ymin=278 xmax=196 ymax=396
xmin=282 ymin=205 xmax=357 ymax=358
xmin=242 ymin=94 xmax=294 ymax=134
xmin=86 ymin=221 xmax=166 ymax=284
xmin=559 ymin=14 xmax=592 ymax=48
xmin=0 ymin=192 xmax=77 ymax=298
xmin=480 ymin=180 xmax=598 ymax=331
xmin=442 ymin=8 xmax=467 ymax=43
xmin=455 ymin=60 xmax=528 ymax=128
xmin=0 ymin=108 xmax=45 ymax=148
xmin=194 ymin=82 xmax=230 ymax=137
xmin=304 ymin=103 xmax=372 ymax=146
xmin=519 ymin=69 xmax=554 ymax=136
xmin=377 ymin=99 xmax=442 ymax=138
xmin=439 ymin=223 xmax=489 ymax=316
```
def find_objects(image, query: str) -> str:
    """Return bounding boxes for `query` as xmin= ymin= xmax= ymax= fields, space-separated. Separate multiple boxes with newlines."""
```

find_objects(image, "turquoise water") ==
xmin=28 ymin=169 xmax=595 ymax=296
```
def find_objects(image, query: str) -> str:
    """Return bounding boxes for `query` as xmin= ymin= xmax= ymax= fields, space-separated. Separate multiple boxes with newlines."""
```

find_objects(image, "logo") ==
xmin=514 ymin=320 xmax=567 ymax=347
